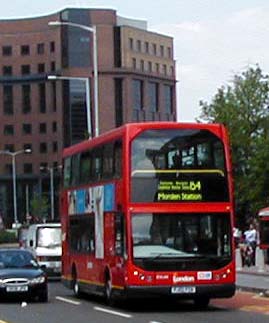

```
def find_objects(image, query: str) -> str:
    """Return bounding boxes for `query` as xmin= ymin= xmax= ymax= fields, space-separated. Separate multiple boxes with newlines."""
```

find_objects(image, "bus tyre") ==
xmin=194 ymin=297 xmax=210 ymax=309
xmin=105 ymin=275 xmax=114 ymax=306
xmin=72 ymin=269 xmax=81 ymax=298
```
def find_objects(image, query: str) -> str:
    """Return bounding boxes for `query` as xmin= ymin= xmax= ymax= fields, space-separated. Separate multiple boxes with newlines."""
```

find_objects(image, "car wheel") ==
xmin=38 ymin=290 xmax=48 ymax=302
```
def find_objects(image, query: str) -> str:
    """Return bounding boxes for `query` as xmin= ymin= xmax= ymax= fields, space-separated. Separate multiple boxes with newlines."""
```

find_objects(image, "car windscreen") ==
xmin=0 ymin=250 xmax=38 ymax=269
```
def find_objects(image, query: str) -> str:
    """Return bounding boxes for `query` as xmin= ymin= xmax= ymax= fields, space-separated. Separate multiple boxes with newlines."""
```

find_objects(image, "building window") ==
xmin=39 ymin=123 xmax=46 ymax=134
xmin=2 ymin=46 xmax=12 ymax=56
xmin=160 ymin=45 xmax=164 ymax=57
xmin=37 ymin=43 xmax=45 ymax=54
xmin=163 ymin=64 xmax=167 ymax=75
xmin=50 ymin=41 xmax=55 ymax=52
xmin=155 ymin=63 xmax=159 ymax=73
xmin=170 ymin=66 xmax=174 ymax=76
xmin=167 ymin=47 xmax=172 ymax=58
xmin=149 ymin=82 xmax=159 ymax=112
xmin=145 ymin=42 xmax=149 ymax=53
xmin=132 ymin=58 xmax=136 ymax=69
xmin=40 ymin=142 xmax=47 ymax=153
xmin=3 ymin=85 xmax=13 ymax=115
xmin=21 ymin=45 xmax=30 ymax=56
xmin=129 ymin=38 xmax=133 ymax=50
xmin=22 ymin=84 xmax=31 ymax=113
xmin=132 ymin=79 xmax=143 ymax=110
xmin=164 ymin=85 xmax=173 ymax=114
xmin=38 ymin=63 xmax=45 ymax=73
xmin=4 ymin=144 xmax=14 ymax=152
xmin=152 ymin=43 xmax=157 ymax=55
xmin=51 ymin=82 xmax=57 ymax=112
xmin=22 ymin=124 xmax=32 ymax=135
xmin=148 ymin=61 xmax=152 ymax=72
xmin=136 ymin=40 xmax=141 ymax=52
xmin=140 ymin=60 xmax=144 ymax=71
xmin=24 ymin=163 xmax=32 ymax=174
xmin=52 ymin=142 xmax=58 ymax=152
xmin=3 ymin=66 xmax=12 ymax=75
xmin=4 ymin=125 xmax=14 ymax=135
xmin=21 ymin=65 xmax=30 ymax=75
xmin=52 ymin=122 xmax=57 ymax=132
xmin=50 ymin=61 xmax=55 ymax=71
xmin=39 ymin=83 xmax=46 ymax=113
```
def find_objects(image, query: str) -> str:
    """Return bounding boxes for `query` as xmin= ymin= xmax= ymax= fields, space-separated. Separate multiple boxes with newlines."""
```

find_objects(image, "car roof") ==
xmin=0 ymin=248 xmax=33 ymax=254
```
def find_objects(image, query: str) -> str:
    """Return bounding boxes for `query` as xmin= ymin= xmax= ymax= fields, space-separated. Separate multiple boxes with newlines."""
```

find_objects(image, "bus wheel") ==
xmin=194 ymin=297 xmax=210 ymax=309
xmin=72 ymin=269 xmax=81 ymax=297
xmin=104 ymin=274 xmax=114 ymax=305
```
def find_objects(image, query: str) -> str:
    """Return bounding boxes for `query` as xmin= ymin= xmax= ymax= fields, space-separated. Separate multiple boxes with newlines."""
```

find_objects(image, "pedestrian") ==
xmin=244 ymin=223 xmax=257 ymax=266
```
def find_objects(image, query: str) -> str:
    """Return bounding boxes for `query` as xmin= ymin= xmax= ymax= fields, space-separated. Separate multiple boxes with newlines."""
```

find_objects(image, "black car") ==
xmin=0 ymin=248 xmax=48 ymax=302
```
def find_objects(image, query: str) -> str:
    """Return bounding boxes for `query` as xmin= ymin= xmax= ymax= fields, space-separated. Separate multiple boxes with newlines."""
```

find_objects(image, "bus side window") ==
xmin=103 ymin=144 xmax=113 ymax=180
xmin=92 ymin=147 xmax=103 ymax=181
xmin=71 ymin=154 xmax=80 ymax=186
xmin=80 ymin=150 xmax=91 ymax=184
xmin=115 ymin=212 xmax=124 ymax=256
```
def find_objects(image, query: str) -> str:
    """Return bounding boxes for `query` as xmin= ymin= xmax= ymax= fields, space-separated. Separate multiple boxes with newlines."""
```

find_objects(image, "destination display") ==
xmin=131 ymin=173 xmax=229 ymax=203
xmin=157 ymin=180 xmax=202 ymax=201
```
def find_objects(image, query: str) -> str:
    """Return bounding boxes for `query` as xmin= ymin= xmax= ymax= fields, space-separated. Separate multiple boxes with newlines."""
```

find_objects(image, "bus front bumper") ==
xmin=118 ymin=283 xmax=236 ymax=300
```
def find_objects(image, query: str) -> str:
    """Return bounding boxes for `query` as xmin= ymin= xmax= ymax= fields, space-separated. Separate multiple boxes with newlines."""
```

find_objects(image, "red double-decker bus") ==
xmin=61 ymin=122 xmax=235 ymax=307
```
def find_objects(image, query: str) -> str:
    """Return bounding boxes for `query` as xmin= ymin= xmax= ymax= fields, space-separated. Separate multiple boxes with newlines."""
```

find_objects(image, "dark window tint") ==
xmin=131 ymin=129 xmax=228 ymax=203
xmin=22 ymin=84 xmax=31 ymax=113
xmin=3 ymin=66 xmax=12 ymax=75
xmin=22 ymin=124 xmax=32 ymax=135
xmin=4 ymin=125 xmax=14 ymax=135
xmin=2 ymin=46 xmax=12 ymax=56
xmin=70 ymin=215 xmax=95 ymax=253
xmin=21 ymin=45 xmax=30 ymax=55
xmin=3 ymin=85 xmax=13 ymax=115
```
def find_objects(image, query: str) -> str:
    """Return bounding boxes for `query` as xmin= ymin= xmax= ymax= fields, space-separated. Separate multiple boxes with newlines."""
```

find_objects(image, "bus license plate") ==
xmin=171 ymin=286 xmax=196 ymax=294
xmin=6 ymin=285 xmax=28 ymax=292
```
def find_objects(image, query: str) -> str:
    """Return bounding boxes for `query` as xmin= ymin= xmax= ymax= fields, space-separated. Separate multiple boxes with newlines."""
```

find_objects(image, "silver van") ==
xmin=26 ymin=223 xmax=62 ymax=276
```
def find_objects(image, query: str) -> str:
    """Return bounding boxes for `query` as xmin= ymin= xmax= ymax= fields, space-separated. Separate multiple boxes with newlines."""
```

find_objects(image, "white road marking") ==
xmin=149 ymin=321 xmax=167 ymax=323
xmin=94 ymin=306 xmax=132 ymax=318
xmin=55 ymin=296 xmax=81 ymax=305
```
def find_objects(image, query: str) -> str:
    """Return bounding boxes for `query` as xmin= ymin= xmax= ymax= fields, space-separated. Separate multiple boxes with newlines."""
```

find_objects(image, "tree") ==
xmin=30 ymin=193 xmax=49 ymax=223
xmin=198 ymin=65 xmax=269 ymax=225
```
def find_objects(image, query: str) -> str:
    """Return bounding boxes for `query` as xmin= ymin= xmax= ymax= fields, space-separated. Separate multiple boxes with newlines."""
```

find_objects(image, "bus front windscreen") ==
xmin=132 ymin=212 xmax=232 ymax=271
xmin=131 ymin=128 xmax=228 ymax=203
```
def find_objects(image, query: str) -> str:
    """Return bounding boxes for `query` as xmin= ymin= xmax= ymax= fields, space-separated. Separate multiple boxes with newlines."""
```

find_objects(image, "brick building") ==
xmin=0 ymin=8 xmax=176 ymax=226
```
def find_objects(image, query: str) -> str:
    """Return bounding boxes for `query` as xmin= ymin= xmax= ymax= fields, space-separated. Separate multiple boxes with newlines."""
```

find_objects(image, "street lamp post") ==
xmin=48 ymin=75 xmax=92 ymax=138
xmin=40 ymin=165 xmax=62 ymax=221
xmin=0 ymin=149 xmax=31 ymax=227
xmin=48 ymin=20 xmax=99 ymax=137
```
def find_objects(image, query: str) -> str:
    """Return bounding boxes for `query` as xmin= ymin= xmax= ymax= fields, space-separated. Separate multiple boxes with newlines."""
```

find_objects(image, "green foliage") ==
xmin=198 ymin=65 xmax=269 ymax=224
xmin=30 ymin=193 xmax=49 ymax=223
xmin=0 ymin=230 xmax=17 ymax=243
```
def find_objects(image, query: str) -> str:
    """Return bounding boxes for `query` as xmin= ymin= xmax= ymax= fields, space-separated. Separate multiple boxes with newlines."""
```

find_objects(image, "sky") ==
xmin=1 ymin=0 xmax=269 ymax=121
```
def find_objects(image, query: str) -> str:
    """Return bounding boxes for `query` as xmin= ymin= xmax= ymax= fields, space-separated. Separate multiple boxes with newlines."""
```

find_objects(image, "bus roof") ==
xmin=63 ymin=122 xmax=226 ymax=158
